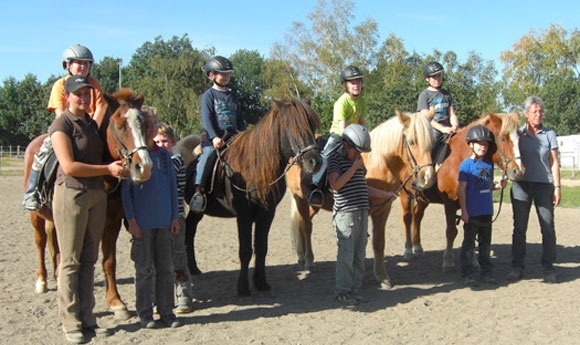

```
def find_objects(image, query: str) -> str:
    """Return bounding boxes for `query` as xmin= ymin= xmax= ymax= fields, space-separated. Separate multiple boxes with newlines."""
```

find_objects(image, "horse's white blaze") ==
xmin=125 ymin=109 xmax=152 ymax=171
xmin=510 ymin=129 xmax=523 ymax=169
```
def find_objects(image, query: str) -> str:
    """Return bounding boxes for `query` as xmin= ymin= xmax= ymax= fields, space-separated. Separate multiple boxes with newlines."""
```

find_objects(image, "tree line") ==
xmin=1 ymin=0 xmax=579 ymax=146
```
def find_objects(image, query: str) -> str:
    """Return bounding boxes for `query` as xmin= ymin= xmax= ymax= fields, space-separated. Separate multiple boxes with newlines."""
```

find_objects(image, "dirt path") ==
xmin=1 ymin=174 xmax=579 ymax=344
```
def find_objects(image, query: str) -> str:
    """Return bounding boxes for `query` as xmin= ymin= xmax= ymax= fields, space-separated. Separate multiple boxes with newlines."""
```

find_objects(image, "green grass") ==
xmin=493 ymin=182 xmax=580 ymax=208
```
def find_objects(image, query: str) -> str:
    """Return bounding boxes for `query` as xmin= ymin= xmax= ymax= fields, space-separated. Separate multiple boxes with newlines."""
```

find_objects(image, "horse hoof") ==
xmin=111 ymin=305 xmax=131 ymax=321
xmin=34 ymin=280 xmax=47 ymax=294
xmin=413 ymin=247 xmax=424 ymax=256
xmin=403 ymin=249 xmax=414 ymax=261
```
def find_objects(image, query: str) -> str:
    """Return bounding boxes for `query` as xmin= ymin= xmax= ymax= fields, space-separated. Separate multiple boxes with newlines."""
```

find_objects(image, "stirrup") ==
xmin=307 ymin=189 xmax=324 ymax=208
xmin=190 ymin=192 xmax=206 ymax=214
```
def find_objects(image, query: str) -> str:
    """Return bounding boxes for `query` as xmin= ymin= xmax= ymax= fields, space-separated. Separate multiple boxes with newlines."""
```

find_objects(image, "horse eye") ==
xmin=407 ymin=139 xmax=416 ymax=145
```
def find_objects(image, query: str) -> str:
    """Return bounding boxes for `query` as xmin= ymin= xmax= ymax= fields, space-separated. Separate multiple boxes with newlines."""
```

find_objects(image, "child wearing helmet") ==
xmin=417 ymin=61 xmax=459 ymax=168
xmin=23 ymin=44 xmax=107 ymax=210
xmin=189 ymin=56 xmax=246 ymax=214
xmin=328 ymin=124 xmax=397 ymax=305
xmin=308 ymin=65 xmax=367 ymax=208
xmin=458 ymin=124 xmax=506 ymax=286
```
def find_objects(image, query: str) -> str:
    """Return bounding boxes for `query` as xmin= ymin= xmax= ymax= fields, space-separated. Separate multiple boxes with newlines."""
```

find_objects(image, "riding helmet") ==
xmin=202 ymin=56 xmax=234 ymax=77
xmin=466 ymin=125 xmax=494 ymax=143
xmin=423 ymin=61 xmax=444 ymax=77
xmin=61 ymin=44 xmax=94 ymax=69
xmin=340 ymin=65 xmax=364 ymax=83
xmin=342 ymin=124 xmax=371 ymax=152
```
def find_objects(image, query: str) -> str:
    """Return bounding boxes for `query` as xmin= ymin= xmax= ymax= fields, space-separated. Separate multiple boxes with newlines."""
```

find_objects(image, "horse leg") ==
xmin=101 ymin=210 xmax=130 ymax=320
xmin=411 ymin=200 xmax=429 ymax=257
xmin=32 ymin=213 xmax=48 ymax=293
xmin=290 ymin=196 xmax=315 ymax=271
xmin=185 ymin=211 xmax=203 ymax=275
xmin=45 ymin=220 xmax=60 ymax=281
xmin=236 ymin=216 xmax=254 ymax=297
xmin=442 ymin=202 xmax=459 ymax=272
xmin=370 ymin=206 xmax=393 ymax=290
xmin=253 ymin=211 xmax=275 ymax=293
xmin=400 ymin=193 xmax=415 ymax=260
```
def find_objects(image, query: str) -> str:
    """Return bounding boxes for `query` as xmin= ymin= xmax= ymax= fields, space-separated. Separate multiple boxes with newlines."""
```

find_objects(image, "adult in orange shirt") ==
xmin=23 ymin=44 xmax=107 ymax=210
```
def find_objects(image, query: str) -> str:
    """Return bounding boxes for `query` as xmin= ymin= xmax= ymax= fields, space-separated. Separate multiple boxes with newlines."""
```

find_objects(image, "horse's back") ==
xmin=174 ymin=134 xmax=201 ymax=167
xmin=23 ymin=134 xmax=48 ymax=189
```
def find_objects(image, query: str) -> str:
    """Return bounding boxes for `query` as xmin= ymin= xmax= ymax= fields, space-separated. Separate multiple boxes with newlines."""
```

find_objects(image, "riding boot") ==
xmin=307 ymin=156 xmax=327 ymax=208
xmin=23 ymin=169 xmax=41 ymax=211
xmin=189 ymin=185 xmax=206 ymax=214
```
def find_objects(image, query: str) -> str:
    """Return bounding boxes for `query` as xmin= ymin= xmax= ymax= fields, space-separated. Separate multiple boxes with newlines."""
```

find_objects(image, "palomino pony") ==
xmin=24 ymin=88 xmax=152 ymax=319
xmin=404 ymin=111 xmax=523 ymax=271
xmin=176 ymin=99 xmax=322 ymax=297
xmin=286 ymin=109 xmax=436 ymax=289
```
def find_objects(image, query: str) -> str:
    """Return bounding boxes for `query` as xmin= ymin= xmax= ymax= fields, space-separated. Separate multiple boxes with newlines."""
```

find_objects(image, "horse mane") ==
xmin=225 ymin=99 xmax=320 ymax=204
xmin=367 ymin=110 xmax=433 ymax=172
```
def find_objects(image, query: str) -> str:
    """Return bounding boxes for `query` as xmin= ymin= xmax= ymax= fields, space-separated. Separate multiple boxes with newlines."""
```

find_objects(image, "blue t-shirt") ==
xmin=459 ymin=157 xmax=494 ymax=217
xmin=201 ymin=87 xmax=246 ymax=147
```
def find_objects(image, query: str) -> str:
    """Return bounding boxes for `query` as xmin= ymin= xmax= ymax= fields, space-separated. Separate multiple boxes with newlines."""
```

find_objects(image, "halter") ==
xmin=107 ymin=118 xmax=148 ymax=193
xmin=490 ymin=131 xmax=520 ymax=223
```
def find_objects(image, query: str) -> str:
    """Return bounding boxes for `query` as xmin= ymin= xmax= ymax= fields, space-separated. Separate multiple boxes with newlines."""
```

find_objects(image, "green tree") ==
xmin=91 ymin=56 xmax=124 ymax=94
xmin=228 ymin=50 xmax=269 ymax=125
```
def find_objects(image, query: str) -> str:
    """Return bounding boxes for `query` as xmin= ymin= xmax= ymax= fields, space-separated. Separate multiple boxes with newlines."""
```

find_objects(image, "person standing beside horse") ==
xmin=154 ymin=122 xmax=195 ymax=314
xmin=417 ymin=61 xmax=459 ymax=168
xmin=122 ymin=108 xmax=182 ymax=329
xmin=23 ymin=44 xmax=107 ymax=211
xmin=328 ymin=124 xmax=397 ymax=305
xmin=507 ymin=96 xmax=561 ymax=283
xmin=50 ymin=76 xmax=125 ymax=343
xmin=458 ymin=125 xmax=506 ymax=286
xmin=308 ymin=65 xmax=367 ymax=208
xmin=189 ymin=56 xmax=247 ymax=214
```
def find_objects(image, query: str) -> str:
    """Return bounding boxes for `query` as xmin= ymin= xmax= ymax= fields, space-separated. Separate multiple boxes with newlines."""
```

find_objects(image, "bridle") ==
xmin=107 ymin=116 xmax=148 ymax=193
xmin=490 ymin=131 xmax=520 ymax=223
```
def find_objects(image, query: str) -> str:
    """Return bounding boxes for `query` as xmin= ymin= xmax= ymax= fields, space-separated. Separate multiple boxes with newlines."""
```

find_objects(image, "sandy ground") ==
xmin=1 ymin=174 xmax=580 ymax=345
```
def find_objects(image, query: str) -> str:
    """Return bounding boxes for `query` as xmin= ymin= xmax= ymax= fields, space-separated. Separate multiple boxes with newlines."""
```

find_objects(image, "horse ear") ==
xmin=420 ymin=108 xmax=435 ymax=121
xmin=135 ymin=94 xmax=145 ymax=109
xmin=396 ymin=109 xmax=411 ymax=127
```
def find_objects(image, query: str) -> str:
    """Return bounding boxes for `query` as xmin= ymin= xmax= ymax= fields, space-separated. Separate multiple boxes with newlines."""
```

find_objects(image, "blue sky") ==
xmin=1 ymin=0 xmax=578 ymax=83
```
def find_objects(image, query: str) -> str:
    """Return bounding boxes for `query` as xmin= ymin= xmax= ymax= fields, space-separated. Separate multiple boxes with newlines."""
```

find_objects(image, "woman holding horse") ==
xmin=507 ymin=96 xmax=561 ymax=283
xmin=50 ymin=76 xmax=126 ymax=343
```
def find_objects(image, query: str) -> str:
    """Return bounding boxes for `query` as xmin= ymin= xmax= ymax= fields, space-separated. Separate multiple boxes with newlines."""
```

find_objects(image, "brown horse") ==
xmin=24 ymin=88 xmax=152 ymax=320
xmin=287 ymin=109 xmax=436 ymax=289
xmin=404 ymin=111 xmax=523 ymax=271
xmin=177 ymin=99 xmax=322 ymax=297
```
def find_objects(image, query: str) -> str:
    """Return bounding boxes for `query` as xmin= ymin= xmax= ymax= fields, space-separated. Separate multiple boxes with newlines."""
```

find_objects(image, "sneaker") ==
xmin=463 ymin=275 xmax=480 ymax=286
xmin=83 ymin=325 xmax=113 ymax=337
xmin=506 ymin=269 xmax=523 ymax=282
xmin=543 ymin=270 xmax=557 ymax=283
xmin=175 ymin=304 xmax=194 ymax=314
xmin=65 ymin=330 xmax=86 ymax=344
xmin=350 ymin=292 xmax=368 ymax=303
xmin=307 ymin=189 xmax=324 ymax=208
xmin=139 ymin=317 xmax=157 ymax=329
xmin=160 ymin=315 xmax=182 ymax=328
xmin=22 ymin=194 xmax=41 ymax=211
xmin=190 ymin=191 xmax=206 ymax=214
xmin=336 ymin=292 xmax=359 ymax=306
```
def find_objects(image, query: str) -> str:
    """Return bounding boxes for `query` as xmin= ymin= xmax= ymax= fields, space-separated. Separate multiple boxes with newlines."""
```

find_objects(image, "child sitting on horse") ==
xmin=308 ymin=65 xmax=367 ymax=208
xmin=328 ymin=124 xmax=397 ymax=305
xmin=153 ymin=122 xmax=195 ymax=314
xmin=190 ymin=56 xmax=246 ymax=214
xmin=458 ymin=124 xmax=506 ymax=286
xmin=23 ymin=44 xmax=107 ymax=210
xmin=417 ymin=61 xmax=459 ymax=169
xmin=121 ymin=108 xmax=182 ymax=329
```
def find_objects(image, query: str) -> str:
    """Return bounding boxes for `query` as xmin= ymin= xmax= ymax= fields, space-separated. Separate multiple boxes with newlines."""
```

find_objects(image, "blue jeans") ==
xmin=194 ymin=146 xmax=215 ymax=186
xmin=460 ymin=215 xmax=493 ymax=277
xmin=333 ymin=208 xmax=368 ymax=295
xmin=131 ymin=228 xmax=175 ymax=321
xmin=510 ymin=181 xmax=556 ymax=271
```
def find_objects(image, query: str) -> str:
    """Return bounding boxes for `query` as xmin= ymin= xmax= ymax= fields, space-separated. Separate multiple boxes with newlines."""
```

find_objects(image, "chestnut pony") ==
xmin=176 ymin=99 xmax=322 ymax=297
xmin=23 ymin=89 xmax=152 ymax=320
xmin=404 ymin=111 xmax=523 ymax=271
xmin=286 ymin=109 xmax=436 ymax=289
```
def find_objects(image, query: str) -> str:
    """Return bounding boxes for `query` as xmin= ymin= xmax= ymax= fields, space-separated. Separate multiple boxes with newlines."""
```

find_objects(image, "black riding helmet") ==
xmin=202 ymin=56 xmax=234 ymax=77
xmin=423 ymin=61 xmax=444 ymax=77
xmin=340 ymin=65 xmax=364 ymax=83
xmin=466 ymin=125 xmax=494 ymax=144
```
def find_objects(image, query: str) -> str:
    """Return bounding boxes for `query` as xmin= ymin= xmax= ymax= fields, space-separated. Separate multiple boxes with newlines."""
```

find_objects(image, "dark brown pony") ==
xmin=176 ymin=99 xmax=322 ymax=297
xmin=24 ymin=89 xmax=152 ymax=320
xmin=404 ymin=111 xmax=523 ymax=271
xmin=286 ymin=109 xmax=436 ymax=289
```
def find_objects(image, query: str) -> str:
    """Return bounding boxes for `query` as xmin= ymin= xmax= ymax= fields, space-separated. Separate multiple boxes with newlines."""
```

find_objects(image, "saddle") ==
xmin=37 ymin=151 xmax=59 ymax=210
